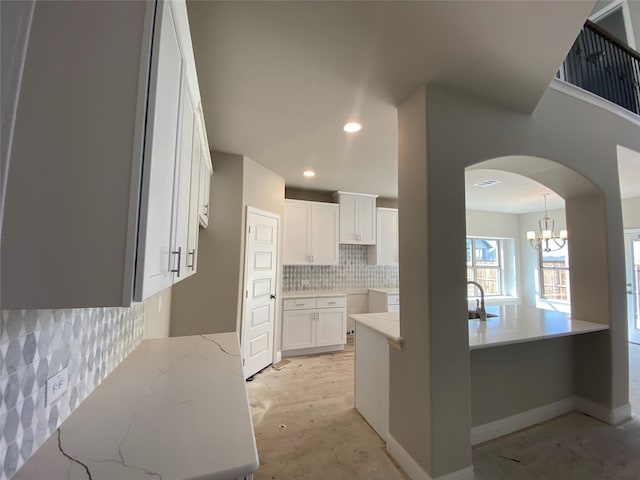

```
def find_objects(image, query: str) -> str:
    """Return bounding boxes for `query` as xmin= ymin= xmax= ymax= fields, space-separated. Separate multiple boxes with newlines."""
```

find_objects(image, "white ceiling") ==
xmin=187 ymin=1 xmax=621 ymax=208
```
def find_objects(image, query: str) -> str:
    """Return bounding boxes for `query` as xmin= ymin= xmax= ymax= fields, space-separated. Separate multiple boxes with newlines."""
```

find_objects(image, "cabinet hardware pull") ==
xmin=171 ymin=247 xmax=182 ymax=277
xmin=204 ymin=204 xmax=209 ymax=217
xmin=187 ymin=249 xmax=196 ymax=269
xmin=328 ymin=301 xmax=336 ymax=305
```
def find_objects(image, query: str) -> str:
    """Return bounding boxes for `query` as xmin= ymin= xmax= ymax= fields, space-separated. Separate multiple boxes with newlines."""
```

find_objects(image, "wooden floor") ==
xmin=246 ymin=339 xmax=409 ymax=480
xmin=247 ymin=341 xmax=640 ymax=480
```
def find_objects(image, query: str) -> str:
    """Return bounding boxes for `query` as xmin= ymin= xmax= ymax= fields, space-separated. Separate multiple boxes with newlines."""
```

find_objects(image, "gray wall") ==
xmin=170 ymin=154 xmax=285 ymax=341
xmin=285 ymin=187 xmax=398 ymax=209
xmin=622 ymin=196 xmax=640 ymax=228
xmin=591 ymin=0 xmax=640 ymax=48
xmin=239 ymin=157 xmax=285 ymax=342
xmin=470 ymin=337 xmax=574 ymax=426
xmin=392 ymin=82 xmax=639 ymax=478
xmin=171 ymin=152 xmax=244 ymax=336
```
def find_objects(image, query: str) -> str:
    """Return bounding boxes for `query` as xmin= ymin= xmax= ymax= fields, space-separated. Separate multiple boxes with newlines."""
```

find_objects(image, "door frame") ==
xmin=240 ymin=206 xmax=281 ymax=376
xmin=625 ymin=228 xmax=640 ymax=344
xmin=589 ymin=0 xmax=637 ymax=50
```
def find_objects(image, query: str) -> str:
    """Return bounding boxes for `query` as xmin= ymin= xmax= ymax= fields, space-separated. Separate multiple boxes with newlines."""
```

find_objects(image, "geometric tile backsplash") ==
xmin=0 ymin=304 xmax=144 ymax=479
xmin=283 ymin=244 xmax=399 ymax=292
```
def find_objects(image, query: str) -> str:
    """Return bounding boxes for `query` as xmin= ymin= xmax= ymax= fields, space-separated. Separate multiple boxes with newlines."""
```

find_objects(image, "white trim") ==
xmin=386 ymin=434 xmax=474 ymax=480
xmin=281 ymin=344 xmax=344 ymax=357
xmin=386 ymin=434 xmax=431 ymax=480
xmin=575 ymin=396 xmax=632 ymax=425
xmin=589 ymin=0 xmax=637 ymax=50
xmin=274 ymin=350 xmax=282 ymax=364
xmin=471 ymin=398 xmax=575 ymax=445
xmin=549 ymin=78 xmax=640 ymax=126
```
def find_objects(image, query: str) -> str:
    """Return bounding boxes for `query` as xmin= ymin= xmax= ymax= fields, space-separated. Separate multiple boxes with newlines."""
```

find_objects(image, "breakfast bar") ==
xmin=351 ymin=305 xmax=609 ymax=445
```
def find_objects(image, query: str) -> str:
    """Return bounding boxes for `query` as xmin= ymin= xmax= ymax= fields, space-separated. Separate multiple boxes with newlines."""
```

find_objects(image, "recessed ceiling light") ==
xmin=303 ymin=170 xmax=316 ymax=177
xmin=343 ymin=122 xmax=362 ymax=133
xmin=473 ymin=179 xmax=501 ymax=187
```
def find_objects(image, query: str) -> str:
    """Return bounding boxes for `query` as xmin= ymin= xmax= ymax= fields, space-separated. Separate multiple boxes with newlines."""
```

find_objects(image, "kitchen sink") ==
xmin=467 ymin=310 xmax=498 ymax=319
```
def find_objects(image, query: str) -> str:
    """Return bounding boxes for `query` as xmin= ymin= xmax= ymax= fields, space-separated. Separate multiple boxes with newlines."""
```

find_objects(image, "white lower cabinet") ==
xmin=282 ymin=295 xmax=346 ymax=356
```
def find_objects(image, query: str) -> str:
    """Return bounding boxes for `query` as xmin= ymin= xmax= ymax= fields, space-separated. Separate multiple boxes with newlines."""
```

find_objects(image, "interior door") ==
xmin=241 ymin=208 xmax=279 ymax=378
xmin=625 ymin=230 xmax=640 ymax=344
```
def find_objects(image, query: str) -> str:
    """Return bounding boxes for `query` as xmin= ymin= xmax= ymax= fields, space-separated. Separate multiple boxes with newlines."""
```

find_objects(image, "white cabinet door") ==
xmin=198 ymin=144 xmax=212 ymax=227
xmin=311 ymin=203 xmax=339 ymax=265
xmin=338 ymin=194 xmax=358 ymax=243
xmin=282 ymin=310 xmax=316 ymax=350
xmin=356 ymin=195 xmax=376 ymax=245
xmin=136 ymin=1 xmax=184 ymax=300
xmin=316 ymin=308 xmax=346 ymax=346
xmin=283 ymin=200 xmax=312 ymax=264
xmin=185 ymin=112 xmax=202 ymax=277
xmin=174 ymin=78 xmax=195 ymax=280
xmin=369 ymin=208 xmax=398 ymax=265
xmin=335 ymin=192 xmax=378 ymax=245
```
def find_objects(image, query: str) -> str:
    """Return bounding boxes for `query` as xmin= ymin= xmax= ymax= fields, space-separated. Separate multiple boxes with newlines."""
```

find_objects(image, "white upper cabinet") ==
xmin=283 ymin=200 xmax=339 ymax=265
xmin=368 ymin=208 xmax=399 ymax=265
xmin=136 ymin=2 xmax=186 ymax=299
xmin=1 ymin=0 xmax=211 ymax=309
xmin=197 ymin=119 xmax=213 ymax=228
xmin=333 ymin=192 xmax=378 ymax=245
xmin=136 ymin=0 xmax=208 ymax=300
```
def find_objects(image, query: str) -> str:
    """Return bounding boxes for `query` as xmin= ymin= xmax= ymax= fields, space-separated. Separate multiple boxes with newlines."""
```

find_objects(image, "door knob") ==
xmin=270 ymin=294 xmax=277 ymax=300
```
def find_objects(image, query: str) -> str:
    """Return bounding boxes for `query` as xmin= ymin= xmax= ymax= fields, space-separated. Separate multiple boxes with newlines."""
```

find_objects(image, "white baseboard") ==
xmin=471 ymin=397 xmax=575 ymax=445
xmin=281 ymin=344 xmax=344 ymax=357
xmin=274 ymin=350 xmax=282 ymax=364
xmin=386 ymin=434 xmax=474 ymax=480
xmin=575 ymin=396 xmax=632 ymax=425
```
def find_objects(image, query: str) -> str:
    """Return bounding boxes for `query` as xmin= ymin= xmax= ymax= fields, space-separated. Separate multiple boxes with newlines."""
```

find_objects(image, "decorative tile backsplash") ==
xmin=0 ymin=304 xmax=144 ymax=479
xmin=283 ymin=244 xmax=399 ymax=292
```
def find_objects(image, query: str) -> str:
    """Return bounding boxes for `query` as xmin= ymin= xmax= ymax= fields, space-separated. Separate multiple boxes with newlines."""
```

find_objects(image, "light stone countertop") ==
xmin=351 ymin=305 xmax=608 ymax=349
xmin=468 ymin=304 xmax=608 ymax=349
xmin=368 ymin=288 xmax=400 ymax=295
xmin=14 ymin=333 xmax=258 ymax=480
xmin=351 ymin=311 xmax=401 ymax=342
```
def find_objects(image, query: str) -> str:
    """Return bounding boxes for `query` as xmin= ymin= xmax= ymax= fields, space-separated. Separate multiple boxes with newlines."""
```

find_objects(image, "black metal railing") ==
xmin=558 ymin=20 xmax=640 ymax=115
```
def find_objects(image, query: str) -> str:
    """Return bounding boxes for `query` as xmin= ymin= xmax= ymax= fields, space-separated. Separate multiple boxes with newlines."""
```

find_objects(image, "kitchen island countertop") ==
xmin=351 ymin=305 xmax=608 ymax=349
xmin=14 ymin=332 xmax=258 ymax=480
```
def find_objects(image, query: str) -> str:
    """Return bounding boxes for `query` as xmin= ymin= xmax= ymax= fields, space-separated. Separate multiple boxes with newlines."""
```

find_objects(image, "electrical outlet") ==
xmin=46 ymin=367 xmax=69 ymax=406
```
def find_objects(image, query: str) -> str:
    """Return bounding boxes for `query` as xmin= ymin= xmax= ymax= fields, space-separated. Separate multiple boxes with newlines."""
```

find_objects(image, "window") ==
xmin=467 ymin=238 xmax=502 ymax=296
xmin=539 ymin=242 xmax=570 ymax=302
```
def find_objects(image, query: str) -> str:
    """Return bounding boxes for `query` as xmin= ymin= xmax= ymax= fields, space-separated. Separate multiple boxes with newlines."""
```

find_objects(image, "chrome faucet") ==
xmin=467 ymin=281 xmax=487 ymax=321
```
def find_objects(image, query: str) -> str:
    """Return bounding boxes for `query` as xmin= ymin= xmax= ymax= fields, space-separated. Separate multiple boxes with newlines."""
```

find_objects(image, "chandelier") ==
xmin=526 ymin=193 xmax=567 ymax=252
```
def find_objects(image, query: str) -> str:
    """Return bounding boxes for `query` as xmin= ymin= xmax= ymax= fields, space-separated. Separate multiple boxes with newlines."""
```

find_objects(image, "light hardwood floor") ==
xmin=246 ymin=339 xmax=408 ymax=480
xmin=247 ymin=341 xmax=640 ymax=479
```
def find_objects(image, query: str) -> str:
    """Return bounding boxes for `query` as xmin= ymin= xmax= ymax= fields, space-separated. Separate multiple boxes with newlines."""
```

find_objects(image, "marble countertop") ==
xmin=14 ymin=333 xmax=259 ymax=480
xmin=468 ymin=305 xmax=608 ymax=350
xmin=351 ymin=312 xmax=401 ymax=342
xmin=368 ymin=288 xmax=400 ymax=295
xmin=350 ymin=305 xmax=608 ymax=350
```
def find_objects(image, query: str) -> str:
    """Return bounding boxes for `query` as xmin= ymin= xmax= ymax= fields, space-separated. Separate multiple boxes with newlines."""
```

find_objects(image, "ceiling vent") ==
xmin=473 ymin=179 xmax=501 ymax=187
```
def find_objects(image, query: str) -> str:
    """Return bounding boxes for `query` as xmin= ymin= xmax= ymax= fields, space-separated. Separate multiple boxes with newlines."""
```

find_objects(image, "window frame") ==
xmin=538 ymin=242 xmax=571 ymax=303
xmin=466 ymin=237 xmax=503 ymax=296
